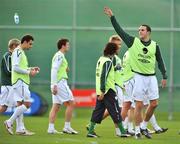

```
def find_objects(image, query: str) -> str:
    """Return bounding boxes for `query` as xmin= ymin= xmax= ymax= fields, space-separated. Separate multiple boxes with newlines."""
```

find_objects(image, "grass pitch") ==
xmin=0 ymin=109 xmax=180 ymax=144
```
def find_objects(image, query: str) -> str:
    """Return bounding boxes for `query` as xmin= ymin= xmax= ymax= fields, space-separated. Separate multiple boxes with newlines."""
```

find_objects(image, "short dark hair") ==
xmin=57 ymin=38 xmax=69 ymax=50
xmin=103 ymin=42 xmax=118 ymax=56
xmin=141 ymin=24 xmax=151 ymax=32
xmin=21 ymin=34 xmax=34 ymax=44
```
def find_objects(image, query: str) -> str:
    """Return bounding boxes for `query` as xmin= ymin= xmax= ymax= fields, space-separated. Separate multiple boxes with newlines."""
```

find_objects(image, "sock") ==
xmin=149 ymin=114 xmax=161 ymax=130
xmin=140 ymin=122 xmax=143 ymax=128
xmin=16 ymin=114 xmax=25 ymax=131
xmin=117 ymin=122 xmax=126 ymax=134
xmin=141 ymin=120 xmax=148 ymax=130
xmin=48 ymin=123 xmax=54 ymax=130
xmin=135 ymin=126 xmax=140 ymax=134
xmin=8 ymin=105 xmax=27 ymax=125
xmin=123 ymin=117 xmax=128 ymax=130
xmin=128 ymin=122 xmax=134 ymax=132
xmin=115 ymin=128 xmax=121 ymax=135
xmin=64 ymin=122 xmax=71 ymax=128
xmin=88 ymin=122 xmax=96 ymax=134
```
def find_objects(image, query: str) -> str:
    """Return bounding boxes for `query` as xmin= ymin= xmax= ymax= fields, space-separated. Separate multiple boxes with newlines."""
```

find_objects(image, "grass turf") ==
xmin=0 ymin=109 xmax=180 ymax=144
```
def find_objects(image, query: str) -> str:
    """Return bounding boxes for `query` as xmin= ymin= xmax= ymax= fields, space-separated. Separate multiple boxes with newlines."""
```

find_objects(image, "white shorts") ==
xmin=0 ymin=86 xmax=16 ymax=107
xmin=133 ymin=73 xmax=159 ymax=101
xmin=115 ymin=85 xmax=123 ymax=107
xmin=123 ymin=78 xmax=135 ymax=108
xmin=12 ymin=80 xmax=31 ymax=102
xmin=52 ymin=79 xmax=74 ymax=105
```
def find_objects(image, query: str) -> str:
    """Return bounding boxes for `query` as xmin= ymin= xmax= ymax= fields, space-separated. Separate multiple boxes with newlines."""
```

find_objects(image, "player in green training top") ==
xmin=0 ymin=39 xmax=32 ymax=135
xmin=4 ymin=35 xmax=40 ymax=135
xmin=103 ymin=35 xmax=126 ymax=136
xmin=0 ymin=39 xmax=20 ymax=112
xmin=87 ymin=42 xmax=129 ymax=138
xmin=121 ymin=50 xmax=136 ymax=135
xmin=86 ymin=35 xmax=130 ymax=137
xmin=104 ymin=7 xmax=167 ymax=139
xmin=47 ymin=38 xmax=78 ymax=134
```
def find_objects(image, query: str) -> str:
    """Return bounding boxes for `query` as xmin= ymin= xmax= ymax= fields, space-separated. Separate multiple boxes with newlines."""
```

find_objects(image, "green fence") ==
xmin=0 ymin=0 xmax=180 ymax=113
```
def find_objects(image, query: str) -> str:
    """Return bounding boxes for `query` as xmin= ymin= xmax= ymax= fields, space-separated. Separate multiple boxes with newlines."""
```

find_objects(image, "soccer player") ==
xmin=121 ymin=50 xmax=136 ymax=135
xmin=0 ymin=39 xmax=20 ymax=113
xmin=87 ymin=42 xmax=128 ymax=138
xmin=104 ymin=7 xmax=167 ymax=139
xmin=4 ymin=35 xmax=39 ymax=135
xmin=47 ymin=38 xmax=78 ymax=134
xmin=121 ymin=50 xmax=167 ymax=135
xmin=86 ymin=35 xmax=129 ymax=137
xmin=1 ymin=38 xmax=35 ymax=136
xmin=104 ymin=35 xmax=127 ymax=136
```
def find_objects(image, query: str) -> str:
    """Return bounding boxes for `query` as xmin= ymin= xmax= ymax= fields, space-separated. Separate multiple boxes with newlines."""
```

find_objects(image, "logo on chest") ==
xmin=143 ymin=47 xmax=148 ymax=54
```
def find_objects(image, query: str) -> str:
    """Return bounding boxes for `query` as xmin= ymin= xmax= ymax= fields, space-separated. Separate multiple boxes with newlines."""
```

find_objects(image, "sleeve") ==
xmin=155 ymin=45 xmax=167 ymax=79
xmin=2 ymin=54 xmax=11 ymax=76
xmin=12 ymin=50 xmax=30 ymax=74
xmin=100 ymin=61 xmax=112 ymax=93
xmin=51 ymin=55 xmax=63 ymax=85
xmin=110 ymin=16 xmax=135 ymax=48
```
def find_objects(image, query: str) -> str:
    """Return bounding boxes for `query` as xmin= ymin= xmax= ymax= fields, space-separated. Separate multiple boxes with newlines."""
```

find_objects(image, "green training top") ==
xmin=129 ymin=37 xmax=156 ymax=75
xmin=1 ymin=52 xmax=12 ymax=85
xmin=121 ymin=51 xmax=134 ymax=82
xmin=113 ymin=55 xmax=124 ymax=88
xmin=12 ymin=48 xmax=30 ymax=84
xmin=96 ymin=56 xmax=115 ymax=95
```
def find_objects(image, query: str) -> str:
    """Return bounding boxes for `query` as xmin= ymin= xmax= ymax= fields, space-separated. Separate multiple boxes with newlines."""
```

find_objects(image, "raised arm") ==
xmin=104 ymin=7 xmax=134 ymax=48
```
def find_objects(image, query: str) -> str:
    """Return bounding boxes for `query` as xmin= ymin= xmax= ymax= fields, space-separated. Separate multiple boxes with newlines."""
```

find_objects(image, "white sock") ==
xmin=128 ymin=122 xmax=134 ymax=132
xmin=16 ymin=114 xmax=25 ymax=131
xmin=64 ymin=122 xmax=70 ymax=128
xmin=8 ymin=105 xmax=27 ymax=125
xmin=140 ymin=122 xmax=143 ymax=128
xmin=115 ymin=128 xmax=121 ymax=136
xmin=149 ymin=114 xmax=161 ymax=130
xmin=135 ymin=126 xmax=140 ymax=134
xmin=48 ymin=123 xmax=54 ymax=130
xmin=141 ymin=120 xmax=148 ymax=130
xmin=123 ymin=117 xmax=128 ymax=130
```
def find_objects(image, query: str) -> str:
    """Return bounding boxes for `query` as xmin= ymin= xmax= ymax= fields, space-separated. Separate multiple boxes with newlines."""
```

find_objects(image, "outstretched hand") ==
xmin=104 ymin=6 xmax=113 ymax=17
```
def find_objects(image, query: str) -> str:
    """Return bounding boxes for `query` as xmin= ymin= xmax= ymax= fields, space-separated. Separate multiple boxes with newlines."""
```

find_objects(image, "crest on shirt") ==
xmin=143 ymin=47 xmax=148 ymax=54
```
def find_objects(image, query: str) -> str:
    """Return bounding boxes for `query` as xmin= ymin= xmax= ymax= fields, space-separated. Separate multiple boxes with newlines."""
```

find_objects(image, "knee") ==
xmin=66 ymin=101 xmax=75 ymax=108
xmin=51 ymin=104 xmax=60 ymax=113
xmin=135 ymin=101 xmax=144 ymax=109
xmin=150 ymin=101 xmax=158 ymax=109
xmin=123 ymin=102 xmax=131 ymax=110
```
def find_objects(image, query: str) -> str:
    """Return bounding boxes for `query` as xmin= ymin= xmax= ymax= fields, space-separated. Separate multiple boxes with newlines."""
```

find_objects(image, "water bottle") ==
xmin=14 ymin=13 xmax=19 ymax=24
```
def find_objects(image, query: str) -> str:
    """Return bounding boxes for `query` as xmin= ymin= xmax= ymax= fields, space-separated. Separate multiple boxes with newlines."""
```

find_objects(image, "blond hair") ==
xmin=8 ymin=39 xmax=20 ymax=49
xmin=109 ymin=35 xmax=122 ymax=42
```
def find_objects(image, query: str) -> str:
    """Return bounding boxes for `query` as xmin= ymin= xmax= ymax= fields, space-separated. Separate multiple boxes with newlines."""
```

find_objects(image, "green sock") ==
xmin=88 ymin=122 xmax=96 ymax=134
xmin=117 ymin=122 xmax=126 ymax=134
